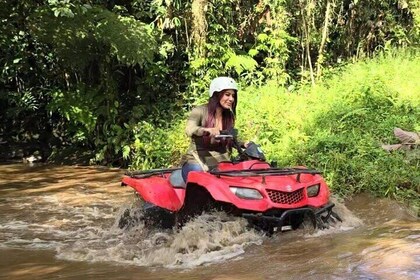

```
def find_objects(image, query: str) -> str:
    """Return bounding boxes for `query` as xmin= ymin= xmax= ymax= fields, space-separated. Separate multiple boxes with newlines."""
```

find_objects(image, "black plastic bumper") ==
xmin=242 ymin=202 xmax=338 ymax=230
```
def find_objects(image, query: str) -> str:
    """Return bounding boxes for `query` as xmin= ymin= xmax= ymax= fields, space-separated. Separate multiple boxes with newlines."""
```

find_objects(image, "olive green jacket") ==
xmin=185 ymin=104 xmax=230 ymax=170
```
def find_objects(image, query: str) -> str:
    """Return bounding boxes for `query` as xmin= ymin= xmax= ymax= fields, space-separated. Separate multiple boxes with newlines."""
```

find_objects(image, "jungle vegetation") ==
xmin=0 ymin=0 xmax=419 ymax=213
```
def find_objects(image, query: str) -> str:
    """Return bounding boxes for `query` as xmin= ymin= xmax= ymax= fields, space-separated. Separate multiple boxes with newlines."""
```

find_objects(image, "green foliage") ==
xmin=187 ymin=0 xmax=293 ymax=96
xmin=409 ymin=0 xmax=420 ymax=42
xmin=128 ymin=120 xmax=188 ymax=169
xmin=33 ymin=6 xmax=157 ymax=69
xmin=237 ymin=49 xmax=420 ymax=213
xmin=283 ymin=0 xmax=420 ymax=81
xmin=225 ymin=52 xmax=258 ymax=76
xmin=47 ymin=88 xmax=98 ymax=142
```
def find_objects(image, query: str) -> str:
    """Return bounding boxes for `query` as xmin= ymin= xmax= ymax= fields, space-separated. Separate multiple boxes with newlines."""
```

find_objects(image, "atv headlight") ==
xmin=307 ymin=184 xmax=320 ymax=197
xmin=230 ymin=187 xmax=262 ymax=200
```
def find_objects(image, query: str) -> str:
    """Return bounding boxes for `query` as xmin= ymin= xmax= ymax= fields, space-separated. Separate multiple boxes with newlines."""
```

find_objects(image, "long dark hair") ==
xmin=203 ymin=90 xmax=237 ymax=147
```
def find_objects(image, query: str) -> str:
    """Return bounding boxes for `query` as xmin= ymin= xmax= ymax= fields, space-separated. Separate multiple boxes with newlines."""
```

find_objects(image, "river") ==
xmin=0 ymin=163 xmax=419 ymax=279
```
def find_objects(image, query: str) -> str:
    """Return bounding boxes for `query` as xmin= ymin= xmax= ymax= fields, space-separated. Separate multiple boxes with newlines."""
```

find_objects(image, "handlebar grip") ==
xmin=214 ymin=134 xmax=233 ymax=140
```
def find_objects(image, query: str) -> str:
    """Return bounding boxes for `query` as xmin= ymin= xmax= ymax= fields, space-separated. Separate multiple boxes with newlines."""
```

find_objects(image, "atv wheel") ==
xmin=118 ymin=207 xmax=144 ymax=229
xmin=118 ymin=202 xmax=178 ymax=230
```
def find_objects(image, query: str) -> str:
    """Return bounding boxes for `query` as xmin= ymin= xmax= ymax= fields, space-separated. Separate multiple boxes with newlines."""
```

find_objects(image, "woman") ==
xmin=182 ymin=76 xmax=240 ymax=182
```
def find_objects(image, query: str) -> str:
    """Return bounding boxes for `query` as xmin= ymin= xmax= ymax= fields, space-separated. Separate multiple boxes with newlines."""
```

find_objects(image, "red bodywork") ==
xmin=121 ymin=160 xmax=330 ymax=213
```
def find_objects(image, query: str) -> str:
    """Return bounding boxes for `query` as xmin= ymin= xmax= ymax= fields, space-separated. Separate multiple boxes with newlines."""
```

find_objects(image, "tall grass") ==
xmin=237 ymin=49 xmax=419 ymax=214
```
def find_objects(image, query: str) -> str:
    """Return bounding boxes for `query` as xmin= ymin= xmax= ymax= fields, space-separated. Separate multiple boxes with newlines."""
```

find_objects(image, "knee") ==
xmin=182 ymin=163 xmax=203 ymax=181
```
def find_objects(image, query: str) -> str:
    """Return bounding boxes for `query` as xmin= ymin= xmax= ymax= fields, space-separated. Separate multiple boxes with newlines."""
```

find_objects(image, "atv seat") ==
xmin=169 ymin=169 xmax=186 ymax=188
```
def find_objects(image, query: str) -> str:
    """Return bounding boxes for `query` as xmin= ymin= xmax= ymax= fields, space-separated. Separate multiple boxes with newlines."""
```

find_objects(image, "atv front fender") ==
xmin=122 ymin=176 xmax=184 ymax=211
xmin=187 ymin=171 xmax=270 ymax=211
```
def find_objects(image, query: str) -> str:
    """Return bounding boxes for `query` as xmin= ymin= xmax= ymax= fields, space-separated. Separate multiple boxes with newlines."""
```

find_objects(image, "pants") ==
xmin=181 ymin=162 xmax=203 ymax=182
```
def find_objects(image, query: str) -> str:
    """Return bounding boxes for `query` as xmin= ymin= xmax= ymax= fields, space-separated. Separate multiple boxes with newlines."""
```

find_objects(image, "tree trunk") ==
xmin=301 ymin=2 xmax=315 ymax=86
xmin=316 ymin=1 xmax=332 ymax=80
xmin=191 ymin=0 xmax=208 ymax=58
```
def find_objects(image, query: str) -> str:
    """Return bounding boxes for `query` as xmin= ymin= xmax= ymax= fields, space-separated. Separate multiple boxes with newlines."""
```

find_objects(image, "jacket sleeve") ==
xmin=186 ymin=106 xmax=206 ymax=137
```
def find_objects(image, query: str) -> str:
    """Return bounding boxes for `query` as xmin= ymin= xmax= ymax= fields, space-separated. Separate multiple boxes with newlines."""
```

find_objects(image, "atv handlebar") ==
xmin=214 ymin=134 xmax=233 ymax=140
xmin=217 ymin=129 xmax=248 ymax=159
xmin=211 ymin=129 xmax=266 ymax=162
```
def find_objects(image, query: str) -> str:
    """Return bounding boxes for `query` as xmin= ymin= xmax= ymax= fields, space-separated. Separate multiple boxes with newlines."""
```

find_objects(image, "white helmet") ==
xmin=209 ymin=77 xmax=238 ymax=97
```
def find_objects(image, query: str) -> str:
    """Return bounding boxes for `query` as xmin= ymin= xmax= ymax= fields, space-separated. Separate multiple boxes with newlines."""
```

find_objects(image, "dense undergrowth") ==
xmin=238 ymin=49 xmax=419 ymax=215
xmin=130 ymin=49 xmax=420 ymax=215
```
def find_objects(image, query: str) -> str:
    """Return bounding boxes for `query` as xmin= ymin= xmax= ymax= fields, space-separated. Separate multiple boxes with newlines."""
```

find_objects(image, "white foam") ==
xmin=56 ymin=211 xmax=264 ymax=268
xmin=305 ymin=196 xmax=364 ymax=237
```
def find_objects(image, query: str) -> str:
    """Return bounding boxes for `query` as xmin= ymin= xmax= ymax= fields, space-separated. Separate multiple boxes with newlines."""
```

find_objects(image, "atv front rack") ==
xmin=210 ymin=168 xmax=321 ymax=182
xmin=243 ymin=202 xmax=340 ymax=231
xmin=126 ymin=167 xmax=322 ymax=181
xmin=126 ymin=168 xmax=180 ymax=179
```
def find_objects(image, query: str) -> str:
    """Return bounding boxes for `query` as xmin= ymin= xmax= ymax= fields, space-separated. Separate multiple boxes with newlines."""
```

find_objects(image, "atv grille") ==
xmin=266 ymin=188 xmax=304 ymax=205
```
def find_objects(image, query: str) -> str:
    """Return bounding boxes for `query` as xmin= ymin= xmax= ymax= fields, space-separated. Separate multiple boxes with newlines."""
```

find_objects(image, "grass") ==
xmin=236 ymin=48 xmax=420 ymax=215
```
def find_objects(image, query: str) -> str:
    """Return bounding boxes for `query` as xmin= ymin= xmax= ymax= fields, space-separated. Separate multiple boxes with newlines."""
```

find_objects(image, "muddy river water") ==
xmin=0 ymin=163 xmax=419 ymax=279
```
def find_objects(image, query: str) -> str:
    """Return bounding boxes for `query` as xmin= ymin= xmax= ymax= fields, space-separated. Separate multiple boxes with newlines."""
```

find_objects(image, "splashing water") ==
xmin=1 ymin=190 xmax=360 ymax=269
xmin=304 ymin=195 xmax=364 ymax=237
xmin=55 ymin=193 xmax=366 ymax=268
xmin=56 ymin=199 xmax=265 ymax=268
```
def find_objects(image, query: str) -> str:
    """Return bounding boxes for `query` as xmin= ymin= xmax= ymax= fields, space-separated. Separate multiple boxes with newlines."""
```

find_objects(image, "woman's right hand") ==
xmin=203 ymin=127 xmax=220 ymax=137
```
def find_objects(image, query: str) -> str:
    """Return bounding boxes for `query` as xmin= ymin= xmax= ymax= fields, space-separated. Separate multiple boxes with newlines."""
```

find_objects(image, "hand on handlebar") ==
xmin=203 ymin=127 xmax=220 ymax=137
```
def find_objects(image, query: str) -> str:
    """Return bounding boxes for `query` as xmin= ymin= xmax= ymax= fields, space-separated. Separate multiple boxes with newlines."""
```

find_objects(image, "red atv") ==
xmin=120 ymin=130 xmax=341 ymax=233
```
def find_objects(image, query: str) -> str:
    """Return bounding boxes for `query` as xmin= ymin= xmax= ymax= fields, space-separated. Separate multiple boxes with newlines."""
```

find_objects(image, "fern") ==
xmin=225 ymin=52 xmax=258 ymax=75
